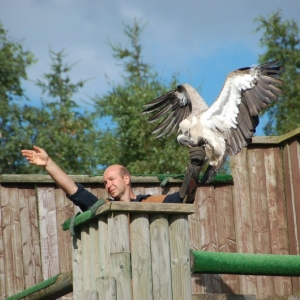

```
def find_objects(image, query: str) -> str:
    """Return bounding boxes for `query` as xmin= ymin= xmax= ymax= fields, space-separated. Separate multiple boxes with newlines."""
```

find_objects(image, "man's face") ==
xmin=103 ymin=166 xmax=129 ymax=200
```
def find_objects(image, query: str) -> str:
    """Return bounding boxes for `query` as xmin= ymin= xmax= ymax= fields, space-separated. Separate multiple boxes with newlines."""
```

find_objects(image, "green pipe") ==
xmin=190 ymin=251 xmax=300 ymax=276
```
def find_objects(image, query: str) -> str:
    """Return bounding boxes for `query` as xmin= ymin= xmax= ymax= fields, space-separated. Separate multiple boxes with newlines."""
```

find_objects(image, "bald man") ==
xmin=22 ymin=145 xmax=205 ymax=211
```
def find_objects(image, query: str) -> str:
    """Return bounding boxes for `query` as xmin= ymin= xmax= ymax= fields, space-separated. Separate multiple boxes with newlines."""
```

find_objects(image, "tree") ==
xmin=23 ymin=50 xmax=103 ymax=174
xmin=94 ymin=21 xmax=189 ymax=174
xmin=255 ymin=10 xmax=300 ymax=135
xmin=0 ymin=22 xmax=36 ymax=173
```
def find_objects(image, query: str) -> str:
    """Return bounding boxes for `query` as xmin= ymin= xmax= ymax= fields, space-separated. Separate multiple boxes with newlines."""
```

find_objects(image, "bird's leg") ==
xmin=180 ymin=145 xmax=206 ymax=204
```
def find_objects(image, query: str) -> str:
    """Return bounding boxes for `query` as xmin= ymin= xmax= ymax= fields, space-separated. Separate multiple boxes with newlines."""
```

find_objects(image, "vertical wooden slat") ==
xmin=81 ymin=223 xmax=92 ymax=290
xmin=72 ymin=231 xmax=83 ymax=299
xmin=248 ymin=148 xmax=275 ymax=299
xmin=230 ymin=149 xmax=256 ymax=295
xmin=97 ymin=215 xmax=114 ymax=298
xmin=264 ymin=147 xmax=292 ymax=297
xmin=290 ymin=140 xmax=300 ymax=242
xmin=150 ymin=214 xmax=173 ymax=300
xmin=198 ymin=185 xmax=220 ymax=293
xmin=130 ymin=213 xmax=153 ymax=300
xmin=37 ymin=187 xmax=60 ymax=279
xmin=108 ymin=212 xmax=132 ymax=300
xmin=19 ymin=188 xmax=42 ymax=288
xmin=89 ymin=219 xmax=100 ymax=290
xmin=98 ymin=216 xmax=110 ymax=278
xmin=288 ymin=140 xmax=300 ymax=294
xmin=55 ymin=188 xmax=74 ymax=274
xmin=1 ymin=185 xmax=24 ymax=296
xmin=169 ymin=214 xmax=192 ymax=300
xmin=283 ymin=142 xmax=299 ymax=254
xmin=215 ymin=185 xmax=240 ymax=294
xmin=189 ymin=188 xmax=205 ymax=295
xmin=283 ymin=141 xmax=300 ymax=295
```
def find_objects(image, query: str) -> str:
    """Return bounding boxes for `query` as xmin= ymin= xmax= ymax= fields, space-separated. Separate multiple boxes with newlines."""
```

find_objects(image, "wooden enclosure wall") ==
xmin=1 ymin=128 xmax=300 ymax=300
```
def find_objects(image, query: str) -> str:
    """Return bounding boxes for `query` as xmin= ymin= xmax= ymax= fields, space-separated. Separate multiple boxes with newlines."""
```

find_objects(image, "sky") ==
xmin=1 ymin=0 xmax=299 ymax=136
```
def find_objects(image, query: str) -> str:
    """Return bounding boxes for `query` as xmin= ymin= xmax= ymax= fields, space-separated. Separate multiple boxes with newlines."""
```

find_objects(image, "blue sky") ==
xmin=1 ymin=0 xmax=299 ymax=135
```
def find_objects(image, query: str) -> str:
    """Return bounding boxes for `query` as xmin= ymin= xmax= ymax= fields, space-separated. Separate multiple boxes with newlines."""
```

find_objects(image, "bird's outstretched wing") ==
xmin=201 ymin=61 xmax=283 ymax=155
xmin=142 ymin=85 xmax=208 ymax=138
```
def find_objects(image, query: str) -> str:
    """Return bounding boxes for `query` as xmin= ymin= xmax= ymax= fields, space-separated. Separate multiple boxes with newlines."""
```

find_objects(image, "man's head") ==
xmin=103 ymin=164 xmax=132 ymax=201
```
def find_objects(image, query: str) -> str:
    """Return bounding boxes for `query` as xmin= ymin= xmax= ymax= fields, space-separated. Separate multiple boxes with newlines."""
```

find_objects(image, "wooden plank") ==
xmin=288 ymin=140 xmax=300 ymax=294
xmin=130 ymin=213 xmax=153 ymax=300
xmin=290 ymin=140 xmax=300 ymax=245
xmin=1 ymin=185 xmax=24 ymax=296
xmin=142 ymin=186 xmax=162 ymax=195
xmin=96 ymin=276 xmax=117 ymax=300
xmin=251 ymin=127 xmax=300 ymax=145
xmin=89 ymin=219 xmax=100 ymax=290
xmin=37 ymin=187 xmax=60 ymax=279
xmin=282 ymin=142 xmax=300 ymax=294
xmin=72 ymin=232 xmax=83 ymax=298
xmin=283 ymin=143 xmax=298 ymax=253
xmin=110 ymin=252 xmax=132 ymax=300
xmin=215 ymin=185 xmax=240 ymax=294
xmin=55 ymin=188 xmax=74 ymax=274
xmin=19 ymin=188 xmax=42 ymax=288
xmin=0 ymin=174 xmax=181 ymax=184
xmin=98 ymin=216 xmax=110 ymax=279
xmin=169 ymin=214 xmax=192 ymax=300
xmin=247 ymin=148 xmax=274 ymax=299
xmin=95 ymin=202 xmax=195 ymax=216
xmin=81 ymin=223 xmax=92 ymax=290
xmin=80 ymin=187 xmax=100 ymax=291
xmin=230 ymin=148 xmax=256 ymax=295
xmin=74 ymin=290 xmax=99 ymax=299
xmin=108 ymin=212 xmax=132 ymax=300
xmin=264 ymin=147 xmax=292 ymax=297
xmin=197 ymin=185 xmax=221 ymax=293
xmin=189 ymin=188 xmax=205 ymax=295
xmin=149 ymin=214 xmax=172 ymax=300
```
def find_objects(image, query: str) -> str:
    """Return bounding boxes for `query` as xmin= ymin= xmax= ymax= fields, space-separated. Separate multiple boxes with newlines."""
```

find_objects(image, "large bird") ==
xmin=142 ymin=61 xmax=283 ymax=183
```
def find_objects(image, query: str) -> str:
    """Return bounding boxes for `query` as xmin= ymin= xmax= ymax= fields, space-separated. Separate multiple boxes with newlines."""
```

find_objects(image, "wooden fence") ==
xmin=1 ymin=127 xmax=300 ymax=300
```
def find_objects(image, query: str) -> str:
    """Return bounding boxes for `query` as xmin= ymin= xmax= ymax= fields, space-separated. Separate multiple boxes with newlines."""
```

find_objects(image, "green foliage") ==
xmin=94 ymin=21 xmax=189 ymax=174
xmin=0 ymin=23 xmax=36 ymax=173
xmin=24 ymin=50 xmax=103 ymax=174
xmin=255 ymin=10 xmax=300 ymax=135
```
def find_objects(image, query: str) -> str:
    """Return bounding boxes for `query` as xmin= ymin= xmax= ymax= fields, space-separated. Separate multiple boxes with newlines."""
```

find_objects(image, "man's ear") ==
xmin=124 ymin=173 xmax=131 ymax=185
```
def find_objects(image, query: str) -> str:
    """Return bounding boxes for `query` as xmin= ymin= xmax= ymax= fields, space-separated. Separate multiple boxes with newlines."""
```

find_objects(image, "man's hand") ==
xmin=21 ymin=145 xmax=49 ymax=166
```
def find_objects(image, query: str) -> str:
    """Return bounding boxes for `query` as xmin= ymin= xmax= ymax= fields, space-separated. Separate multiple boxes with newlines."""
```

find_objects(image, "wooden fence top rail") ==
xmin=0 ymin=174 xmax=182 ymax=184
xmin=252 ymin=127 xmax=300 ymax=145
xmin=0 ymin=174 xmax=233 ymax=184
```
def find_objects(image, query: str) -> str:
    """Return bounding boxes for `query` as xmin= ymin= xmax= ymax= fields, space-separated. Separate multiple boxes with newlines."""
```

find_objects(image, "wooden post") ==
xmin=70 ymin=202 xmax=195 ymax=300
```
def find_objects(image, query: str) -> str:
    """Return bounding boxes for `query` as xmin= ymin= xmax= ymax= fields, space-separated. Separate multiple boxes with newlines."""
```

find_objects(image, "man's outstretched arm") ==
xmin=21 ymin=145 xmax=78 ymax=196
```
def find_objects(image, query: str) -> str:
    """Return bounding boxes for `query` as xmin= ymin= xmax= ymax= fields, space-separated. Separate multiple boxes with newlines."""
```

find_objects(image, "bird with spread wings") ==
xmin=142 ymin=61 xmax=283 ymax=184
